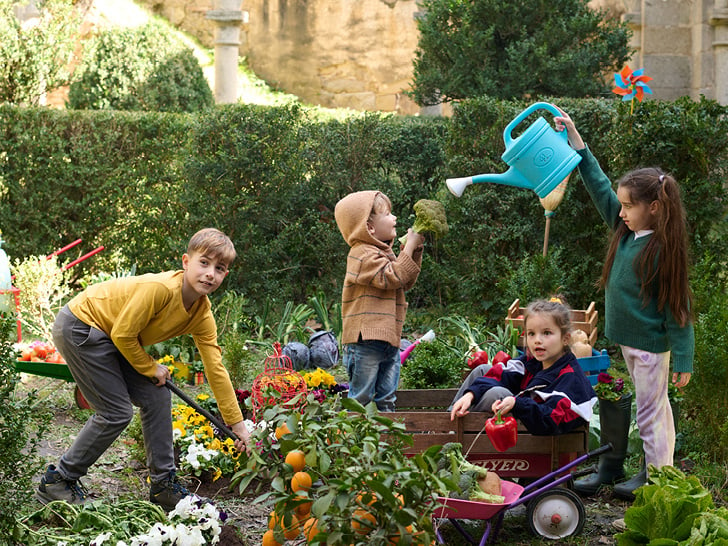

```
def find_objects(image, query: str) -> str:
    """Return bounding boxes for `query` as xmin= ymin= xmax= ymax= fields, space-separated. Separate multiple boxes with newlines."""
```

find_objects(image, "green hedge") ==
xmin=1 ymin=97 xmax=726 ymax=324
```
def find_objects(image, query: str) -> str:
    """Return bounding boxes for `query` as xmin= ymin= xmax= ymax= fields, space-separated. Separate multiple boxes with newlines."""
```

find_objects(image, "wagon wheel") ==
xmin=74 ymin=385 xmax=91 ymax=410
xmin=526 ymin=488 xmax=585 ymax=539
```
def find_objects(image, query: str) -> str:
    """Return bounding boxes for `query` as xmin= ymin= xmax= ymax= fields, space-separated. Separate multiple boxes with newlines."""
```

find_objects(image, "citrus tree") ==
xmin=233 ymin=393 xmax=450 ymax=545
xmin=409 ymin=0 xmax=632 ymax=105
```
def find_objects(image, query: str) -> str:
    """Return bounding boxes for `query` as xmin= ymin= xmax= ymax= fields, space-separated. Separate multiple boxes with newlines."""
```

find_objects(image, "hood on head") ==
xmin=334 ymin=190 xmax=384 ymax=247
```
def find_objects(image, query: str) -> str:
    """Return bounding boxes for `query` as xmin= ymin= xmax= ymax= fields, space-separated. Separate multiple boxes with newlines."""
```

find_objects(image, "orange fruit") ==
xmin=356 ymin=491 xmax=377 ymax=506
xmin=285 ymin=450 xmax=306 ymax=472
xmin=291 ymin=471 xmax=313 ymax=492
xmin=303 ymin=517 xmax=320 ymax=542
xmin=351 ymin=508 xmax=377 ymax=535
xmin=275 ymin=423 xmax=291 ymax=439
xmin=388 ymin=524 xmax=414 ymax=544
xmin=283 ymin=516 xmax=301 ymax=540
xmin=262 ymin=529 xmax=281 ymax=546
xmin=294 ymin=495 xmax=313 ymax=518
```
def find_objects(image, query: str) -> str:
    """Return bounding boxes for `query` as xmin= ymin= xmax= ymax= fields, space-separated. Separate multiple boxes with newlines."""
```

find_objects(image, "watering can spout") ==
xmin=447 ymin=167 xmax=531 ymax=197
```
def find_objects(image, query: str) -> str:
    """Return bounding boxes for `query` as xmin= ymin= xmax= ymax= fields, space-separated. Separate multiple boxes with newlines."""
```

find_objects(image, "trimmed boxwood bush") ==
xmin=0 ymin=97 xmax=726 ymax=322
xmin=67 ymin=21 xmax=213 ymax=113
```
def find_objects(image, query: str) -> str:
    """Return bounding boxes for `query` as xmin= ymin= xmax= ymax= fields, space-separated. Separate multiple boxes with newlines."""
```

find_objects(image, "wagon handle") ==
xmin=512 ymin=443 xmax=614 ymax=506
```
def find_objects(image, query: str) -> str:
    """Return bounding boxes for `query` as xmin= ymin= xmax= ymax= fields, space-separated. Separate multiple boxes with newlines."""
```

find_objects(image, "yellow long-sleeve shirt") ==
xmin=68 ymin=270 xmax=243 ymax=425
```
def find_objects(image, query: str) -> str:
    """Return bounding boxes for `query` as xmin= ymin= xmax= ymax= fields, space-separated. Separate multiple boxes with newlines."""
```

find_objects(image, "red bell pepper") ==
xmin=485 ymin=410 xmax=518 ymax=452
xmin=467 ymin=350 xmax=489 ymax=370
xmin=491 ymin=351 xmax=511 ymax=366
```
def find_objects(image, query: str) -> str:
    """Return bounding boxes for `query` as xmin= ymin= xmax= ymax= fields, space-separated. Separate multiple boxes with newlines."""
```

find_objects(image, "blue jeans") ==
xmin=52 ymin=306 xmax=174 ymax=483
xmin=343 ymin=340 xmax=400 ymax=412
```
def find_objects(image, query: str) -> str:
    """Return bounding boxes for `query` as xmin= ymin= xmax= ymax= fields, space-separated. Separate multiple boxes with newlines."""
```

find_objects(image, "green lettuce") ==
xmin=616 ymin=465 xmax=714 ymax=546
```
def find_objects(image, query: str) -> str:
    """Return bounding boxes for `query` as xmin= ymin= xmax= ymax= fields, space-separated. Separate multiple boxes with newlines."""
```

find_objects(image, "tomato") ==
xmin=20 ymin=349 xmax=33 ymax=361
xmin=32 ymin=344 xmax=48 ymax=359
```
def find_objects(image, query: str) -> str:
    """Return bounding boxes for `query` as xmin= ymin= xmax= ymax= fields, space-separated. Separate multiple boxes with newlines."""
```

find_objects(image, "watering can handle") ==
xmin=503 ymin=102 xmax=567 ymax=148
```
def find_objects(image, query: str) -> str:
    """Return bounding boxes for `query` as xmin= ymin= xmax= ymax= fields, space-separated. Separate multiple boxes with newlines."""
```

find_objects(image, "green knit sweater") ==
xmin=577 ymin=147 xmax=694 ymax=373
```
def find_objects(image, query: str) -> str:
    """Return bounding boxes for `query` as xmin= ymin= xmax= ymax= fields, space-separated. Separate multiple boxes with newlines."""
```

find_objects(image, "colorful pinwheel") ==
xmin=613 ymin=66 xmax=653 ymax=113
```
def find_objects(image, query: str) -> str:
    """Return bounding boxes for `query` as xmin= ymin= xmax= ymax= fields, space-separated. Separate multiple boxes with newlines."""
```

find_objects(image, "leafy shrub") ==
xmin=0 ymin=0 xmax=79 ymax=106
xmin=67 ymin=21 xmax=213 ymax=112
xmin=410 ymin=0 xmax=631 ymax=105
xmin=399 ymin=338 xmax=464 ymax=389
xmin=10 ymin=254 xmax=71 ymax=342
xmin=682 ymin=251 xmax=728 ymax=465
xmin=0 ymin=316 xmax=51 ymax=537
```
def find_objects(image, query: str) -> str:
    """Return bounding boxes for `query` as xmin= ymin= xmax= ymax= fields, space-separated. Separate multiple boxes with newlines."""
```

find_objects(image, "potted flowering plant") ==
xmin=594 ymin=371 xmax=632 ymax=402
xmin=575 ymin=370 xmax=635 ymax=495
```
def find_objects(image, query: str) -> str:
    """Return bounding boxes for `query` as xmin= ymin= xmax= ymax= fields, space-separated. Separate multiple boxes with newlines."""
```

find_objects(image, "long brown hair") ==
xmin=599 ymin=168 xmax=692 ymax=326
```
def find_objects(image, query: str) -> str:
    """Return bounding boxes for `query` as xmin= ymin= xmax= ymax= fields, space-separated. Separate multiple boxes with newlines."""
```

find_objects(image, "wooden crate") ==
xmin=506 ymin=299 xmax=598 ymax=346
xmin=387 ymin=389 xmax=588 ymax=478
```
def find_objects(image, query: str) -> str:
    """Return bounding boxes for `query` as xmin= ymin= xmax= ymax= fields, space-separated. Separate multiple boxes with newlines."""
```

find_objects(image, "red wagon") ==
xmin=387 ymin=389 xmax=607 ymax=541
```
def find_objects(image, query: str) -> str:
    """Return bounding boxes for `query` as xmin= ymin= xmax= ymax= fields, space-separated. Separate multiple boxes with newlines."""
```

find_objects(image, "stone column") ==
xmin=622 ymin=0 xmax=644 ymax=66
xmin=711 ymin=0 xmax=728 ymax=105
xmin=206 ymin=0 xmax=246 ymax=104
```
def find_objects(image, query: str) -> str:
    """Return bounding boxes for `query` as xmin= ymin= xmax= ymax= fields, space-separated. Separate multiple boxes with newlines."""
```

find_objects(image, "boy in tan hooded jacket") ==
xmin=334 ymin=191 xmax=424 ymax=411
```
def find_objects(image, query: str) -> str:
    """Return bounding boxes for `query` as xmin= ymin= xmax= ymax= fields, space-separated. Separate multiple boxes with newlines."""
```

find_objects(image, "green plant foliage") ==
xmin=0 ymin=97 xmax=727 ymax=333
xmin=10 ymin=254 xmax=71 ymax=342
xmin=399 ymin=337 xmax=464 ymax=389
xmin=0 ymin=316 xmax=51 ymax=538
xmin=616 ymin=465 xmax=716 ymax=545
xmin=682 ymin=250 xmax=728 ymax=464
xmin=232 ymin=395 xmax=445 ymax=545
xmin=0 ymin=0 xmax=79 ymax=106
xmin=409 ymin=0 xmax=632 ymax=105
xmin=67 ymin=21 xmax=213 ymax=112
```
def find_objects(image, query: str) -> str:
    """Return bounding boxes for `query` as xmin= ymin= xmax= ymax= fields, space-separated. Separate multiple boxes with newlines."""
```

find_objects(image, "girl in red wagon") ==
xmin=450 ymin=298 xmax=597 ymax=435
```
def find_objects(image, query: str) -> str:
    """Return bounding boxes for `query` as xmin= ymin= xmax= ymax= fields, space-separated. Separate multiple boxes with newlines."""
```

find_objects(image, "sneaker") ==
xmin=150 ymin=471 xmax=193 ymax=511
xmin=35 ymin=464 xmax=88 ymax=505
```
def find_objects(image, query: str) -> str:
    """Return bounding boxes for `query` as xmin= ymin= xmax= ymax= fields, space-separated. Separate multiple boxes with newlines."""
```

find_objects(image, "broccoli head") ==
xmin=399 ymin=199 xmax=448 ymax=245
xmin=436 ymin=443 xmax=505 ymax=503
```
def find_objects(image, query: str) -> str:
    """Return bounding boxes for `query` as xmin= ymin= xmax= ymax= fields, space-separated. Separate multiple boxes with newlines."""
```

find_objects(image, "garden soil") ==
xmin=27 ymin=379 xmax=630 ymax=546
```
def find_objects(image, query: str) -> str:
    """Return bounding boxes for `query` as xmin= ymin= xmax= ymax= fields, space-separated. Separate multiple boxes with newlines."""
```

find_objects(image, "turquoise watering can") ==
xmin=446 ymin=102 xmax=581 ymax=199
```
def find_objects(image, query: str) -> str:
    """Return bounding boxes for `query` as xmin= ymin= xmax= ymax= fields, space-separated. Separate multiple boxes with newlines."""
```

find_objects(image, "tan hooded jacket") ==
xmin=334 ymin=191 xmax=422 ymax=347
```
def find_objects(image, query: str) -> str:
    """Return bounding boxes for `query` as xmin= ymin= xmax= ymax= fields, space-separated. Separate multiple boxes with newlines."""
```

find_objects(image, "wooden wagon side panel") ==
xmin=386 ymin=389 xmax=588 ymax=478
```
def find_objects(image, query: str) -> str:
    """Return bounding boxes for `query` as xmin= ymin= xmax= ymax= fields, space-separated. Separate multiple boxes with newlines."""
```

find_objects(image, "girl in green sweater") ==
xmin=553 ymin=106 xmax=694 ymax=501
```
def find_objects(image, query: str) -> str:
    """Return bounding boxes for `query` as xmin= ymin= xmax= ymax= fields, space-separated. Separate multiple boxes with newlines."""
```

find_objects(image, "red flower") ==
xmin=597 ymin=372 xmax=613 ymax=384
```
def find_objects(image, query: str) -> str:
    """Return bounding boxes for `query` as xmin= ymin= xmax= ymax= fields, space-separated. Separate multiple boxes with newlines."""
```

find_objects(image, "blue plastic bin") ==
xmin=577 ymin=349 xmax=611 ymax=386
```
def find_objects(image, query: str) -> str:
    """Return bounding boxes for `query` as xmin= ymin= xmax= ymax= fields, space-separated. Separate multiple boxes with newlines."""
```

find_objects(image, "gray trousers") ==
xmin=52 ymin=306 xmax=174 ymax=483
xmin=448 ymin=363 xmax=512 ymax=412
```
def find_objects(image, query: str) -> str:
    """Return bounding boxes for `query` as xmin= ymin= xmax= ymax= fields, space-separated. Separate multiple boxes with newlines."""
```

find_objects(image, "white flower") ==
xmin=91 ymin=532 xmax=112 ymax=545
xmin=169 ymin=494 xmax=199 ymax=519
xmin=183 ymin=442 xmax=217 ymax=469
xmin=173 ymin=523 xmax=205 ymax=546
xmin=243 ymin=419 xmax=257 ymax=432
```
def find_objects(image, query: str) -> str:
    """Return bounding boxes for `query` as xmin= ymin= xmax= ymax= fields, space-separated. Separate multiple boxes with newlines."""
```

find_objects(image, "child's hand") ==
xmin=553 ymin=106 xmax=586 ymax=151
xmin=491 ymin=396 xmax=516 ymax=416
xmin=672 ymin=371 xmax=691 ymax=388
xmin=231 ymin=421 xmax=251 ymax=454
xmin=450 ymin=392 xmax=474 ymax=421
xmin=153 ymin=363 xmax=171 ymax=386
xmin=403 ymin=229 xmax=425 ymax=258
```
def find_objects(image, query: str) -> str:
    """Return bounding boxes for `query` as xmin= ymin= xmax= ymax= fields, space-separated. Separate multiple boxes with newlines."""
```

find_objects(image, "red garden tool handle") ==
xmin=162 ymin=379 xmax=239 ymax=442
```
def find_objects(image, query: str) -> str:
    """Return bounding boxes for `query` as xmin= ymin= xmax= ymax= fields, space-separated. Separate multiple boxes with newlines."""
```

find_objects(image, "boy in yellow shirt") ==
xmin=36 ymin=228 xmax=249 ymax=511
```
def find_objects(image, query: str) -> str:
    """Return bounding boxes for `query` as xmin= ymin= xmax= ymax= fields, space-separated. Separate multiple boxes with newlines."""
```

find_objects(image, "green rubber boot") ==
xmin=613 ymin=466 xmax=648 ymax=501
xmin=574 ymin=394 xmax=632 ymax=496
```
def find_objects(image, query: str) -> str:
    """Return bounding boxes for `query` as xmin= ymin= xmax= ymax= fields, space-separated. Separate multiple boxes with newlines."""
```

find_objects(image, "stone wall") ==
xmin=137 ymin=0 xmax=728 ymax=111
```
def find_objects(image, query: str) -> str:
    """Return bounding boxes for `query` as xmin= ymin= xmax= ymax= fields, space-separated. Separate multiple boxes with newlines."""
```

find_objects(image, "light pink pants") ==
xmin=621 ymin=345 xmax=674 ymax=470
